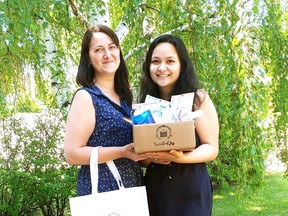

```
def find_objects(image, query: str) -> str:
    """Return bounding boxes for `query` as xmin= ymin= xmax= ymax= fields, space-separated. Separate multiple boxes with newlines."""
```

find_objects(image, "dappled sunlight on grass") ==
xmin=229 ymin=192 xmax=235 ymax=196
xmin=213 ymin=172 xmax=288 ymax=216
xmin=246 ymin=205 xmax=263 ymax=212
xmin=213 ymin=194 xmax=224 ymax=200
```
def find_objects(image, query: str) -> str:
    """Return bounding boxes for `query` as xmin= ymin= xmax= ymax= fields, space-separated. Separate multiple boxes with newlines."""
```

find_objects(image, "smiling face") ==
xmin=88 ymin=32 xmax=120 ymax=78
xmin=149 ymin=42 xmax=181 ymax=99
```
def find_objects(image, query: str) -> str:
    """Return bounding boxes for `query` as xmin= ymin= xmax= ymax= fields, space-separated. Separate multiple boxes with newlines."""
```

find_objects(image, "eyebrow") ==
xmin=91 ymin=43 xmax=116 ymax=48
xmin=151 ymin=56 xmax=177 ymax=59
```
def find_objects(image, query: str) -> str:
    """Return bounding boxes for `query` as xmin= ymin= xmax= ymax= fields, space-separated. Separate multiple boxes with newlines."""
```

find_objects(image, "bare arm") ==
xmin=64 ymin=90 xmax=146 ymax=165
xmin=179 ymin=90 xmax=219 ymax=163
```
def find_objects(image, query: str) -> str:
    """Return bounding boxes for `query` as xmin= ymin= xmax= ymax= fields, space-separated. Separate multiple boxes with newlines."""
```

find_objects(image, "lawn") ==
xmin=213 ymin=172 xmax=288 ymax=216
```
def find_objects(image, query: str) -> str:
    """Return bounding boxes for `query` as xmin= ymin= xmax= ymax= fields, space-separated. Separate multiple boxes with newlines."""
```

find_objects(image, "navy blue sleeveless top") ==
xmin=77 ymin=85 xmax=144 ymax=196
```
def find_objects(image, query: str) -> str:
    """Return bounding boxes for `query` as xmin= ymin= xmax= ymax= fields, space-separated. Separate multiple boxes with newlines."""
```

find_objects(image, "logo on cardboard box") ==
xmin=155 ymin=125 xmax=172 ymax=139
xmin=154 ymin=125 xmax=175 ymax=147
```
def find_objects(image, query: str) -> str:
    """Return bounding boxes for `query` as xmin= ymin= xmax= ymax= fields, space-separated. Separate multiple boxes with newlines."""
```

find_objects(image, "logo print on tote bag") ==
xmin=108 ymin=212 xmax=121 ymax=216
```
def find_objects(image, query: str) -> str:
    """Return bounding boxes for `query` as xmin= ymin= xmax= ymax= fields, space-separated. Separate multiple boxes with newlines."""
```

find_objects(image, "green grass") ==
xmin=213 ymin=172 xmax=288 ymax=216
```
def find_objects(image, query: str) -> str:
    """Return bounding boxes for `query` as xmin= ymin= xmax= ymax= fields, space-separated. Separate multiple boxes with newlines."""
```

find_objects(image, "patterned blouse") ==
xmin=77 ymin=85 xmax=143 ymax=196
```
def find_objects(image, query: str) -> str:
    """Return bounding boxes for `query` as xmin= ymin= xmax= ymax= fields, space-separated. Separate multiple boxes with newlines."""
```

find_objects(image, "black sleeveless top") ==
xmin=144 ymin=133 xmax=213 ymax=216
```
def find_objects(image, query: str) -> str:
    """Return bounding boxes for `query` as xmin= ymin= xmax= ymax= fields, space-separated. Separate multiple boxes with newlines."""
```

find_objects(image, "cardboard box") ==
xmin=133 ymin=120 xmax=196 ymax=153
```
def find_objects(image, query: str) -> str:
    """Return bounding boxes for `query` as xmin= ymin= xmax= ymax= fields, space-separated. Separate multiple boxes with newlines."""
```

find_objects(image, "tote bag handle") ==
xmin=90 ymin=147 xmax=125 ymax=195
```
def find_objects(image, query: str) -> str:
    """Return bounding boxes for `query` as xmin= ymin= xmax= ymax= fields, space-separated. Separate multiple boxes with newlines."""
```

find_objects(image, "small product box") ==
xmin=133 ymin=120 xmax=196 ymax=153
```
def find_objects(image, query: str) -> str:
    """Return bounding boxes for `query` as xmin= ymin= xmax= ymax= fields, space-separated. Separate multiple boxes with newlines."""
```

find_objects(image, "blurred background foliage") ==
xmin=0 ymin=0 xmax=287 ymax=215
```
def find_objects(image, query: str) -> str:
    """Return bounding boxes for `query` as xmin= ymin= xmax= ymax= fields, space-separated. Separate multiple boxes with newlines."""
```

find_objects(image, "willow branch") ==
xmin=67 ymin=0 xmax=89 ymax=27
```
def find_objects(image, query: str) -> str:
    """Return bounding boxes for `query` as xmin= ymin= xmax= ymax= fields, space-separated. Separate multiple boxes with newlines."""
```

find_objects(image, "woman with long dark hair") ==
xmin=64 ymin=24 xmax=146 ymax=196
xmin=139 ymin=34 xmax=219 ymax=216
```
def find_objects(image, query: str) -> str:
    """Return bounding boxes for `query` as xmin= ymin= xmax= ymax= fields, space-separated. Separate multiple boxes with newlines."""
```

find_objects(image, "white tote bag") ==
xmin=69 ymin=147 xmax=150 ymax=216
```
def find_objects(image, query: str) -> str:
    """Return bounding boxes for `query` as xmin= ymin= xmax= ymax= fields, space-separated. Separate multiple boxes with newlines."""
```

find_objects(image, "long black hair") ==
xmin=139 ymin=34 xmax=200 ymax=103
xmin=76 ymin=24 xmax=132 ymax=105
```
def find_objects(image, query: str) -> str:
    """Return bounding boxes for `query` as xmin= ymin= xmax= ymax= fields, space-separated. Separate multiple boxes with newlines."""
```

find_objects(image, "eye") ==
xmin=151 ymin=59 xmax=160 ymax=64
xmin=109 ymin=44 xmax=117 ymax=50
xmin=167 ymin=59 xmax=175 ymax=64
xmin=94 ymin=48 xmax=103 ymax=53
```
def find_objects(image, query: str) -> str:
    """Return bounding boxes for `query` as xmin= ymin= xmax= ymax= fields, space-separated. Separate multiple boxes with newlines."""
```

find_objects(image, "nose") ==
xmin=157 ymin=63 xmax=167 ymax=71
xmin=103 ymin=49 xmax=111 ymax=59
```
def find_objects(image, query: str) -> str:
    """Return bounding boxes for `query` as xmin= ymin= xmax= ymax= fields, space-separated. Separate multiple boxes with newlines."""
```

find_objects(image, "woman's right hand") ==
xmin=121 ymin=143 xmax=148 ymax=162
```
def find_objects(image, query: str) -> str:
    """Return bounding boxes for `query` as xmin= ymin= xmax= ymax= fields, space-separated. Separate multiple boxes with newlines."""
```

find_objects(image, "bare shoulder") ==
xmin=195 ymin=89 xmax=219 ymax=127
xmin=196 ymin=89 xmax=208 ymax=101
xmin=72 ymin=89 xmax=92 ymax=104
xmin=68 ymin=89 xmax=94 ymax=114
xmin=195 ymin=89 xmax=212 ymax=109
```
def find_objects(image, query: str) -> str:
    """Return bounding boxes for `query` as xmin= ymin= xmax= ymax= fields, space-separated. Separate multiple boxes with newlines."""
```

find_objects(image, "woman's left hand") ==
xmin=142 ymin=149 xmax=184 ymax=164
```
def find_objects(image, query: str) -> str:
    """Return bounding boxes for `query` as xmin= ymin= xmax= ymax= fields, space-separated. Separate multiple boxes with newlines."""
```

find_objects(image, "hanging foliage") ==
xmin=258 ymin=0 xmax=288 ymax=177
